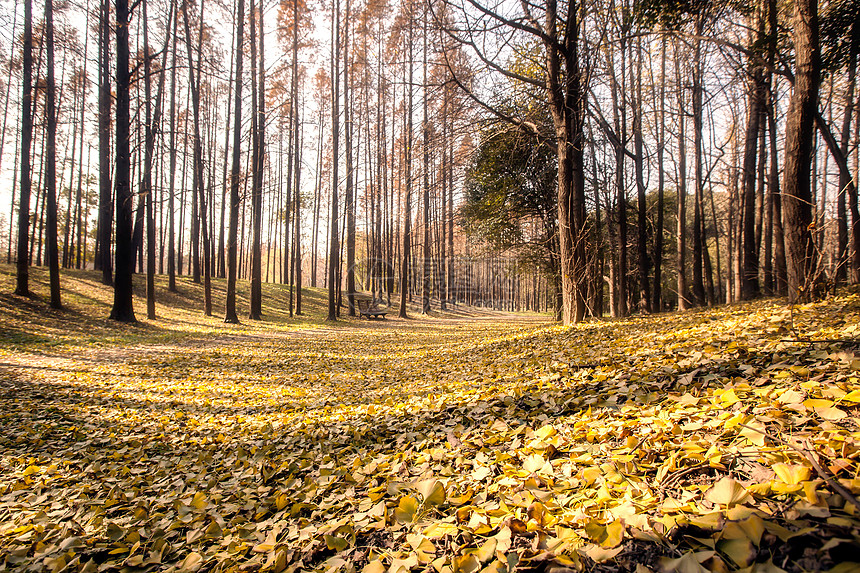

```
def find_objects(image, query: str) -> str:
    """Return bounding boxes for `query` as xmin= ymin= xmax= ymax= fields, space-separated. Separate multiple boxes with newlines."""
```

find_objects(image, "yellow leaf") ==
xmin=423 ymin=522 xmax=458 ymax=538
xmin=252 ymin=530 xmax=278 ymax=553
xmin=739 ymin=421 xmax=766 ymax=446
xmin=178 ymin=552 xmax=204 ymax=572
xmin=777 ymin=390 xmax=805 ymax=404
xmin=584 ymin=544 xmax=623 ymax=563
xmin=523 ymin=454 xmax=546 ymax=473
xmin=454 ymin=554 xmax=480 ymax=573
xmin=719 ymin=389 xmax=740 ymax=407
xmin=602 ymin=520 xmax=625 ymax=548
xmin=818 ymin=407 xmax=847 ymax=421
xmin=362 ymin=560 xmax=386 ymax=573
xmin=395 ymin=495 xmax=419 ymax=524
xmin=535 ymin=424 xmax=557 ymax=440
xmin=324 ymin=535 xmax=349 ymax=552
xmin=406 ymin=533 xmax=435 ymax=553
xmin=658 ymin=552 xmax=710 ymax=573
xmin=717 ymin=537 xmax=755 ymax=568
xmin=773 ymin=463 xmax=811 ymax=485
xmin=190 ymin=492 xmax=207 ymax=511
xmin=581 ymin=466 xmax=601 ymax=485
xmin=476 ymin=538 xmax=496 ymax=562
xmin=417 ymin=479 xmax=446 ymax=507
xmin=803 ymin=398 xmax=834 ymax=409
xmin=705 ymin=478 xmax=751 ymax=507
xmin=842 ymin=390 xmax=860 ymax=403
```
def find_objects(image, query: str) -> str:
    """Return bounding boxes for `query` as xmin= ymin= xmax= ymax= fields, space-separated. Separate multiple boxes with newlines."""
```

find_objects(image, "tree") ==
xmin=437 ymin=0 xmax=589 ymax=324
xmin=327 ymin=0 xmax=341 ymax=322
xmin=97 ymin=0 xmax=112 ymax=286
xmin=460 ymin=124 xmax=560 ymax=308
xmin=45 ymin=0 xmax=61 ymax=309
xmin=109 ymin=0 xmax=136 ymax=322
xmin=248 ymin=0 xmax=264 ymax=320
xmin=15 ymin=0 xmax=34 ymax=297
xmin=225 ymin=0 xmax=245 ymax=324
xmin=782 ymin=0 xmax=820 ymax=301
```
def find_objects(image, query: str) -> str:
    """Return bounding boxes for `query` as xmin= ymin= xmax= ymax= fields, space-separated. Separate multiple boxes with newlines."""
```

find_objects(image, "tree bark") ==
xmin=15 ymin=0 xmax=34 ymax=297
xmin=225 ymin=0 xmax=245 ymax=323
xmin=45 ymin=0 xmax=61 ymax=308
xmin=781 ymin=0 xmax=820 ymax=302
xmin=110 ymin=0 xmax=136 ymax=322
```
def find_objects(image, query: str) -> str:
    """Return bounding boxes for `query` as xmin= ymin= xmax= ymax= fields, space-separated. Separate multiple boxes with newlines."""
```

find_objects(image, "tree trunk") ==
xmin=676 ymin=44 xmax=689 ymax=310
xmin=97 ymin=0 xmax=112 ymax=285
xmin=781 ymin=0 xmax=820 ymax=302
xmin=633 ymin=39 xmax=650 ymax=313
xmin=248 ymin=0 xmax=263 ymax=320
xmin=421 ymin=12 xmax=432 ymax=314
xmin=110 ymin=0 xmax=136 ymax=322
xmin=327 ymin=0 xmax=341 ymax=321
xmin=225 ymin=0 xmax=245 ymax=323
xmin=45 ymin=0 xmax=61 ymax=308
xmin=15 ymin=0 xmax=34 ymax=297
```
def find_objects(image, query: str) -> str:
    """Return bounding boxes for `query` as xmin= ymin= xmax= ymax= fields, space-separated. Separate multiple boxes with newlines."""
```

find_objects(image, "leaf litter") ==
xmin=2 ymin=293 xmax=860 ymax=572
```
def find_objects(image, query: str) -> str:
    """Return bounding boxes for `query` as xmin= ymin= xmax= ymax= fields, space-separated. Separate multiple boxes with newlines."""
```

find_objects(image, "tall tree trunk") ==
xmin=652 ymin=37 xmax=666 ymax=312
xmin=45 ymin=0 xmax=60 ymax=308
xmin=344 ymin=0 xmax=356 ymax=316
xmin=225 ymin=0 xmax=244 ymax=323
xmin=399 ymin=17 xmax=414 ymax=320
xmin=839 ymin=20 xmax=858 ymax=283
xmin=249 ymin=0 xmax=263 ymax=320
xmin=676 ymin=44 xmax=690 ymax=310
xmin=110 ymin=0 xmax=136 ymax=322
xmin=633 ymin=39 xmax=650 ymax=313
xmin=782 ymin=0 xmax=820 ymax=301
xmin=691 ymin=27 xmax=706 ymax=306
xmin=741 ymin=12 xmax=765 ymax=299
xmin=96 ymin=0 xmax=113 ymax=285
xmin=15 ymin=0 xmax=34 ymax=297
xmin=327 ymin=0 xmax=341 ymax=321
xmin=421 ymin=12 xmax=432 ymax=314
xmin=167 ymin=5 xmax=178 ymax=292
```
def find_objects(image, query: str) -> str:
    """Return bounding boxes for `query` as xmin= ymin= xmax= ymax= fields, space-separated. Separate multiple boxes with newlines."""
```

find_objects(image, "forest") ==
xmin=2 ymin=0 xmax=860 ymax=570
xmin=0 ymin=0 xmax=856 ymax=322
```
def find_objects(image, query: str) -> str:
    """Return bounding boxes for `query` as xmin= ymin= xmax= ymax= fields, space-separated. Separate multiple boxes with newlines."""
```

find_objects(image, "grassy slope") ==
xmin=1 ymin=266 xmax=860 ymax=572
xmin=0 ymin=264 xmax=335 ymax=351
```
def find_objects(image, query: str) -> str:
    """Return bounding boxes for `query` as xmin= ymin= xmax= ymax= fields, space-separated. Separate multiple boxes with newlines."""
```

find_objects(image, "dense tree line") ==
xmin=1 ymin=0 xmax=858 ymax=323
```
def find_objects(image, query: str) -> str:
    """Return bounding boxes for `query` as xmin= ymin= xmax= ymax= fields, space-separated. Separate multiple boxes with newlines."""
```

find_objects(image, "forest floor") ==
xmin=1 ymin=265 xmax=860 ymax=573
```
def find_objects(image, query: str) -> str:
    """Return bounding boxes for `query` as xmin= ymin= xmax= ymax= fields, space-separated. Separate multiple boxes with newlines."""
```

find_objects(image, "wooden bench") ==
xmin=356 ymin=299 xmax=388 ymax=320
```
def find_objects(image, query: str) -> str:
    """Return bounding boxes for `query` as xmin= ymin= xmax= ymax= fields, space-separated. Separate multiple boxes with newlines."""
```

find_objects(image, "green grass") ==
xmin=0 ymin=264 xmax=338 ymax=351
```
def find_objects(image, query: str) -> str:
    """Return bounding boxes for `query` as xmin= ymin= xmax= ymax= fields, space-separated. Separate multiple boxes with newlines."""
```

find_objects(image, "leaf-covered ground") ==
xmin=2 ymin=267 xmax=860 ymax=572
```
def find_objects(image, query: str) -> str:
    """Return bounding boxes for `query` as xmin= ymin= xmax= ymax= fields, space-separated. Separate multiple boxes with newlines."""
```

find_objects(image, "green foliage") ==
xmin=460 ymin=125 xmax=557 ymax=272
xmin=821 ymin=0 xmax=860 ymax=73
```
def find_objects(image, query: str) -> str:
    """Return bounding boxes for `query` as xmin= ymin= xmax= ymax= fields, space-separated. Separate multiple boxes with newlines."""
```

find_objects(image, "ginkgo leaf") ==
xmin=659 ymin=552 xmax=711 ymax=573
xmin=818 ymin=407 xmax=848 ymax=421
xmin=394 ymin=496 xmax=419 ymax=524
xmin=705 ymin=478 xmax=751 ymax=507
xmin=523 ymin=453 xmax=546 ymax=473
xmin=324 ymin=535 xmax=349 ymax=552
xmin=417 ymin=479 xmax=446 ymax=507
xmin=177 ymin=553 xmax=204 ymax=572
xmin=406 ymin=533 xmax=435 ymax=553
xmin=362 ymin=560 xmax=386 ymax=573
xmin=717 ymin=537 xmax=755 ymax=568
xmin=772 ymin=463 xmax=811 ymax=485
xmin=803 ymin=398 xmax=834 ymax=409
